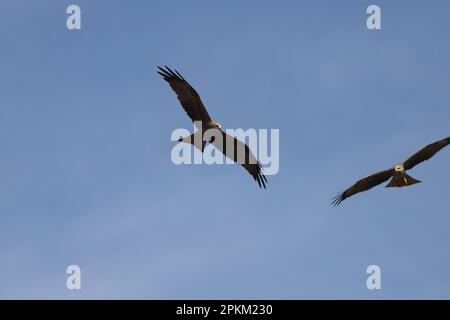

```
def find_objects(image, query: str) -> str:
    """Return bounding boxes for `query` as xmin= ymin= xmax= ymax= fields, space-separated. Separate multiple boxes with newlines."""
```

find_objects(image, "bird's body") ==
xmin=385 ymin=163 xmax=421 ymax=188
xmin=158 ymin=66 xmax=267 ymax=189
xmin=332 ymin=137 xmax=450 ymax=205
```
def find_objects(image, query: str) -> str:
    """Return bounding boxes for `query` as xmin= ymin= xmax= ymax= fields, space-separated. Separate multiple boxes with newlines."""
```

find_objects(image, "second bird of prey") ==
xmin=158 ymin=65 xmax=449 ymax=203
xmin=332 ymin=137 xmax=450 ymax=205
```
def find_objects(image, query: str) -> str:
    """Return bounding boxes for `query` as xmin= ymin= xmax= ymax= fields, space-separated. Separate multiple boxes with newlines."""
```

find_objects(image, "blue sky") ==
xmin=0 ymin=0 xmax=449 ymax=299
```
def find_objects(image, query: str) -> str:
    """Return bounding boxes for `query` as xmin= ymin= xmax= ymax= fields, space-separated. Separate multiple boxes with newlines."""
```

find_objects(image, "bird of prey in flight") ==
xmin=332 ymin=137 xmax=450 ymax=206
xmin=157 ymin=66 xmax=268 ymax=189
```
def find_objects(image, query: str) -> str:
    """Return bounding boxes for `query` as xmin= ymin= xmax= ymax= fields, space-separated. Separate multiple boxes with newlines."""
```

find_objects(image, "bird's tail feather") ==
xmin=385 ymin=174 xmax=422 ymax=188
xmin=179 ymin=132 xmax=207 ymax=152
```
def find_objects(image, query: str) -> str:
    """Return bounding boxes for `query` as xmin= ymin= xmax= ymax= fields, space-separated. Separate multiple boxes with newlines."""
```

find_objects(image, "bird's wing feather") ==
xmin=157 ymin=66 xmax=212 ymax=124
xmin=209 ymin=129 xmax=268 ymax=189
xmin=332 ymin=169 xmax=394 ymax=206
xmin=403 ymin=137 xmax=450 ymax=170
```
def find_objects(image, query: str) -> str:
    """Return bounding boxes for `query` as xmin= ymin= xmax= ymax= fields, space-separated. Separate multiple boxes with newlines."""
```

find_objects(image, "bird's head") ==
xmin=211 ymin=122 xmax=222 ymax=129
xmin=394 ymin=164 xmax=404 ymax=172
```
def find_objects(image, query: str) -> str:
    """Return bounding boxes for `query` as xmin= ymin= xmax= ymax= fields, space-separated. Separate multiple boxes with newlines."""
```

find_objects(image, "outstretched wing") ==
xmin=403 ymin=137 xmax=450 ymax=170
xmin=209 ymin=129 xmax=268 ymax=189
xmin=157 ymin=66 xmax=212 ymax=125
xmin=332 ymin=169 xmax=394 ymax=206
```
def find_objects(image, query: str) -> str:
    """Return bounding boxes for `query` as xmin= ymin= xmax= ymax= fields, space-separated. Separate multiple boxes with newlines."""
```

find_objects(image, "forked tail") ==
xmin=179 ymin=132 xmax=207 ymax=152
xmin=385 ymin=173 xmax=422 ymax=188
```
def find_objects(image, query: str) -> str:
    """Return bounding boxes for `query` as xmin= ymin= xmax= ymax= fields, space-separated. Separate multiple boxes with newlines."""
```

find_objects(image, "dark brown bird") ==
xmin=157 ymin=66 xmax=267 ymax=189
xmin=332 ymin=137 xmax=450 ymax=206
